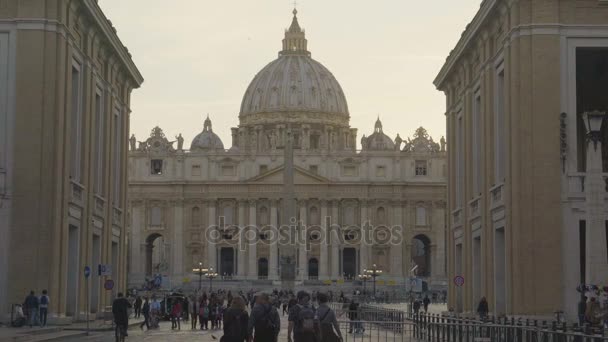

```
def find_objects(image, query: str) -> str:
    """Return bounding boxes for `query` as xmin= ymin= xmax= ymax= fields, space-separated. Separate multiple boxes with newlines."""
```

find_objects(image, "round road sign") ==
xmin=104 ymin=279 xmax=115 ymax=291
xmin=454 ymin=275 xmax=465 ymax=287
xmin=84 ymin=266 xmax=91 ymax=278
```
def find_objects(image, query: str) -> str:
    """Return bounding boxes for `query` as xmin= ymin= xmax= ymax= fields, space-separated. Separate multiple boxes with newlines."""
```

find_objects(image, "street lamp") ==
xmin=365 ymin=264 xmax=383 ymax=299
xmin=206 ymin=267 xmax=218 ymax=292
xmin=358 ymin=271 xmax=372 ymax=301
xmin=581 ymin=110 xmax=607 ymax=286
xmin=582 ymin=110 xmax=606 ymax=151
xmin=192 ymin=262 xmax=208 ymax=291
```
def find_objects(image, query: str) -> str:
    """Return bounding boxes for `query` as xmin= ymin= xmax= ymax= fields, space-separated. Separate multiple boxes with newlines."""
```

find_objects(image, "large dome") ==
xmin=239 ymin=10 xmax=349 ymax=121
xmin=190 ymin=116 xmax=224 ymax=151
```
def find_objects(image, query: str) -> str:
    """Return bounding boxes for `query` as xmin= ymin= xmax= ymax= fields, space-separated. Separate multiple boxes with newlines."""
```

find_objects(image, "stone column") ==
xmin=237 ymin=200 xmax=247 ymax=278
xmin=331 ymin=200 xmax=340 ymax=279
xmin=298 ymin=200 xmax=308 ymax=281
xmin=319 ymin=200 xmax=329 ymax=279
xmin=248 ymin=199 xmax=257 ymax=278
xmin=359 ymin=200 xmax=368 ymax=271
xmin=173 ymin=200 xmax=184 ymax=280
xmin=269 ymin=200 xmax=279 ymax=280
xmin=130 ymin=204 xmax=143 ymax=279
xmin=403 ymin=202 xmax=412 ymax=277
xmin=207 ymin=200 xmax=217 ymax=270
xmin=391 ymin=200 xmax=403 ymax=278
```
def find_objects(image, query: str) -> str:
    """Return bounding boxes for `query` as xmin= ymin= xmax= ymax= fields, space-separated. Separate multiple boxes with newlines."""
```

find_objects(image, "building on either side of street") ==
xmin=434 ymin=0 xmax=608 ymax=318
xmin=0 ymin=1 xmax=143 ymax=322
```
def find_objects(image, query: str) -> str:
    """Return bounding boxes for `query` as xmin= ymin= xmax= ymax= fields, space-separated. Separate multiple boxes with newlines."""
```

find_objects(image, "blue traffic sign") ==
xmin=84 ymin=266 xmax=91 ymax=278
xmin=104 ymin=279 xmax=114 ymax=290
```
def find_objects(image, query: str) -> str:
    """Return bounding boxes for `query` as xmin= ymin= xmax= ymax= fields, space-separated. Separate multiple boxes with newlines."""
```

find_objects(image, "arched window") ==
xmin=376 ymin=207 xmax=386 ymax=225
xmin=309 ymin=206 xmax=320 ymax=226
xmin=416 ymin=206 xmax=427 ymax=226
xmin=343 ymin=206 xmax=355 ymax=226
xmin=192 ymin=206 xmax=200 ymax=226
xmin=258 ymin=258 xmax=269 ymax=279
xmin=411 ymin=235 xmax=431 ymax=277
xmin=259 ymin=206 xmax=269 ymax=226
xmin=222 ymin=205 xmax=234 ymax=226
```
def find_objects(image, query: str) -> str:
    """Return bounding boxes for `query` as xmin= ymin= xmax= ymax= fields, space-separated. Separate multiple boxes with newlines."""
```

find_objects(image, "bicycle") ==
xmin=115 ymin=323 xmax=127 ymax=342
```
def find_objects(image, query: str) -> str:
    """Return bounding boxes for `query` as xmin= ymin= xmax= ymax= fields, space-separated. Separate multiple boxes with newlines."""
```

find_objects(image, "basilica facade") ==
xmin=127 ymin=10 xmax=446 ymax=290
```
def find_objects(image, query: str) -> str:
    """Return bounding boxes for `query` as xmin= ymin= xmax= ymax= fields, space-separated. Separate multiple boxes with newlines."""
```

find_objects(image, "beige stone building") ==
xmin=0 ymin=1 xmax=143 ymax=321
xmin=435 ymin=0 xmax=608 ymax=318
xmin=128 ymin=11 xmax=447 ymax=291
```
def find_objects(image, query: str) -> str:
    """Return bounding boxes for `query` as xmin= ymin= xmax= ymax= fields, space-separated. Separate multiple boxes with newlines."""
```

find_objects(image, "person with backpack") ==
xmin=288 ymin=291 xmax=319 ymax=342
xmin=190 ymin=295 xmax=200 ymax=330
xmin=316 ymin=292 xmax=343 ymax=342
xmin=220 ymin=296 xmax=249 ymax=342
xmin=140 ymin=297 xmax=151 ymax=330
xmin=23 ymin=290 xmax=39 ymax=328
xmin=39 ymin=290 xmax=49 ymax=327
xmin=199 ymin=299 xmax=210 ymax=330
xmin=248 ymin=293 xmax=280 ymax=342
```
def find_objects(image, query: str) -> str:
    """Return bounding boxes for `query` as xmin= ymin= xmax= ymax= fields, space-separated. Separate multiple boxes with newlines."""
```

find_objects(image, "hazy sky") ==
xmin=100 ymin=0 xmax=480 ymax=148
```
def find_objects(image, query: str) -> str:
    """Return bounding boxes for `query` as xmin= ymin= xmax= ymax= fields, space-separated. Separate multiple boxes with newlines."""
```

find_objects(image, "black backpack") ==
xmin=256 ymin=306 xmax=277 ymax=332
xmin=296 ymin=304 xmax=317 ymax=334
xmin=319 ymin=308 xmax=339 ymax=342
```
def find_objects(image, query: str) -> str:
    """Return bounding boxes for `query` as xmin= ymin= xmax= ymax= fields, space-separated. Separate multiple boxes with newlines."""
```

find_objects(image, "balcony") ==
xmin=70 ymin=180 xmax=85 ymax=206
xmin=489 ymin=183 xmax=504 ymax=209
xmin=94 ymin=195 xmax=105 ymax=215
xmin=468 ymin=196 xmax=481 ymax=219
xmin=451 ymin=208 xmax=462 ymax=227
xmin=112 ymin=207 xmax=123 ymax=226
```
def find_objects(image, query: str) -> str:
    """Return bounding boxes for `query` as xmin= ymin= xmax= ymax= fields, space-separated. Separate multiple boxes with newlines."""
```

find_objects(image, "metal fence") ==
xmin=413 ymin=314 xmax=608 ymax=342
xmin=336 ymin=320 xmax=415 ymax=342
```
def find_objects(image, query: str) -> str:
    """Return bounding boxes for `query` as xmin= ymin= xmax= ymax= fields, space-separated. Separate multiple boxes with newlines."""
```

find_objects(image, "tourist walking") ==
xmin=423 ymin=295 xmax=431 ymax=313
xmin=171 ymin=300 xmax=182 ymax=330
xmin=288 ymin=291 xmax=319 ymax=342
xmin=23 ymin=291 xmax=39 ymax=328
xmin=112 ymin=293 xmax=132 ymax=337
xmin=317 ymin=293 xmax=343 ymax=342
xmin=140 ymin=297 xmax=150 ymax=330
xmin=249 ymin=293 xmax=281 ymax=342
xmin=477 ymin=297 xmax=489 ymax=321
xmin=190 ymin=296 xmax=200 ymax=329
xmin=134 ymin=296 xmax=142 ymax=318
xmin=39 ymin=290 xmax=49 ymax=327
xmin=578 ymin=296 xmax=588 ymax=326
xmin=200 ymin=299 xmax=210 ymax=330
xmin=221 ymin=296 xmax=250 ymax=342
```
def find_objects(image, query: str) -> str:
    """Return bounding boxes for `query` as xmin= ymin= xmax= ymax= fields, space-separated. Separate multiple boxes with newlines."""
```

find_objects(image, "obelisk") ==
xmin=280 ymin=128 xmax=297 ymax=289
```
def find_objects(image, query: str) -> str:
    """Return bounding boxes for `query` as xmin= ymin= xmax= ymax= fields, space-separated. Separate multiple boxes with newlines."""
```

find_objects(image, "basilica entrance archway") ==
xmin=220 ymin=247 xmax=235 ymax=276
xmin=412 ymin=234 xmax=431 ymax=277
xmin=308 ymin=258 xmax=319 ymax=279
xmin=145 ymin=234 xmax=165 ymax=276
xmin=342 ymin=248 xmax=357 ymax=279
xmin=258 ymin=258 xmax=269 ymax=279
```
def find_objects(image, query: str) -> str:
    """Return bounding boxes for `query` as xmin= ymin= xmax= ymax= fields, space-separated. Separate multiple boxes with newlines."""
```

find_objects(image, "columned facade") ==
xmin=435 ymin=0 xmax=608 ymax=318
xmin=0 ymin=0 xmax=143 ymax=321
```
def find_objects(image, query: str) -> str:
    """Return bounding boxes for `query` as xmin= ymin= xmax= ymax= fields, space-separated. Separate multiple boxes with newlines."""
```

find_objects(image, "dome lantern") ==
xmin=280 ymin=8 xmax=310 ymax=57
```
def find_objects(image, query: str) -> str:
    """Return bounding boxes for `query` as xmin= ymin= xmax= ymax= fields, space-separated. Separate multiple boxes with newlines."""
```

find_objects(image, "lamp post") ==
xmin=192 ymin=262 xmax=208 ymax=291
xmin=206 ymin=267 xmax=218 ymax=292
xmin=365 ymin=264 xmax=383 ymax=299
xmin=582 ymin=110 xmax=607 ymax=285
xmin=358 ymin=271 xmax=371 ymax=302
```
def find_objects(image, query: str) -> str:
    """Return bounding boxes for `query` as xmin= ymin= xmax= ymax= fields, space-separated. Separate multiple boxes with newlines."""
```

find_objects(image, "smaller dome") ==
xmin=190 ymin=116 xmax=225 ymax=151
xmin=361 ymin=117 xmax=395 ymax=151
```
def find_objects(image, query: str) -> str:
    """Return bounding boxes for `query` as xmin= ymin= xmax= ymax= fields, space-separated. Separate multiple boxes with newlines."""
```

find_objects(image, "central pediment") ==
xmin=247 ymin=165 xmax=329 ymax=184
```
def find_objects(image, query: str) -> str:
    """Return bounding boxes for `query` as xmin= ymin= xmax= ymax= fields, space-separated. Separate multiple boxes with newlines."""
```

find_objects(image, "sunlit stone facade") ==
xmin=127 ymin=11 xmax=447 ymax=290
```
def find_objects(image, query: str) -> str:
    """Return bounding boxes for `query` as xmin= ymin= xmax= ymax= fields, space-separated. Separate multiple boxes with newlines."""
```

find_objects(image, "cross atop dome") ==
xmin=280 ymin=8 xmax=310 ymax=57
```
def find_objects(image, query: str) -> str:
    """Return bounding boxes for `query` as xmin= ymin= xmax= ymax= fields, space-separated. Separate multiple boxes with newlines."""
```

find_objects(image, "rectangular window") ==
xmin=472 ymin=90 xmax=482 ymax=194
xmin=93 ymin=88 xmax=104 ymax=194
xmin=112 ymin=108 xmax=122 ymax=206
xmin=376 ymin=165 xmax=386 ymax=177
xmin=70 ymin=63 xmax=83 ymax=182
xmin=150 ymin=207 xmax=161 ymax=226
xmin=221 ymin=165 xmax=235 ymax=176
xmin=495 ymin=67 xmax=506 ymax=182
xmin=309 ymin=165 xmax=318 ymax=174
xmin=342 ymin=165 xmax=357 ymax=177
xmin=415 ymin=207 xmax=427 ymax=226
xmin=415 ymin=160 xmax=427 ymax=176
xmin=151 ymin=159 xmax=163 ymax=175
xmin=456 ymin=114 xmax=464 ymax=207
xmin=191 ymin=165 xmax=201 ymax=176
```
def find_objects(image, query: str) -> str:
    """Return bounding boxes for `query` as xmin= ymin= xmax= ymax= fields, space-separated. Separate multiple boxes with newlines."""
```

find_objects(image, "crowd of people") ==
xmin=13 ymin=290 xmax=50 ymax=328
